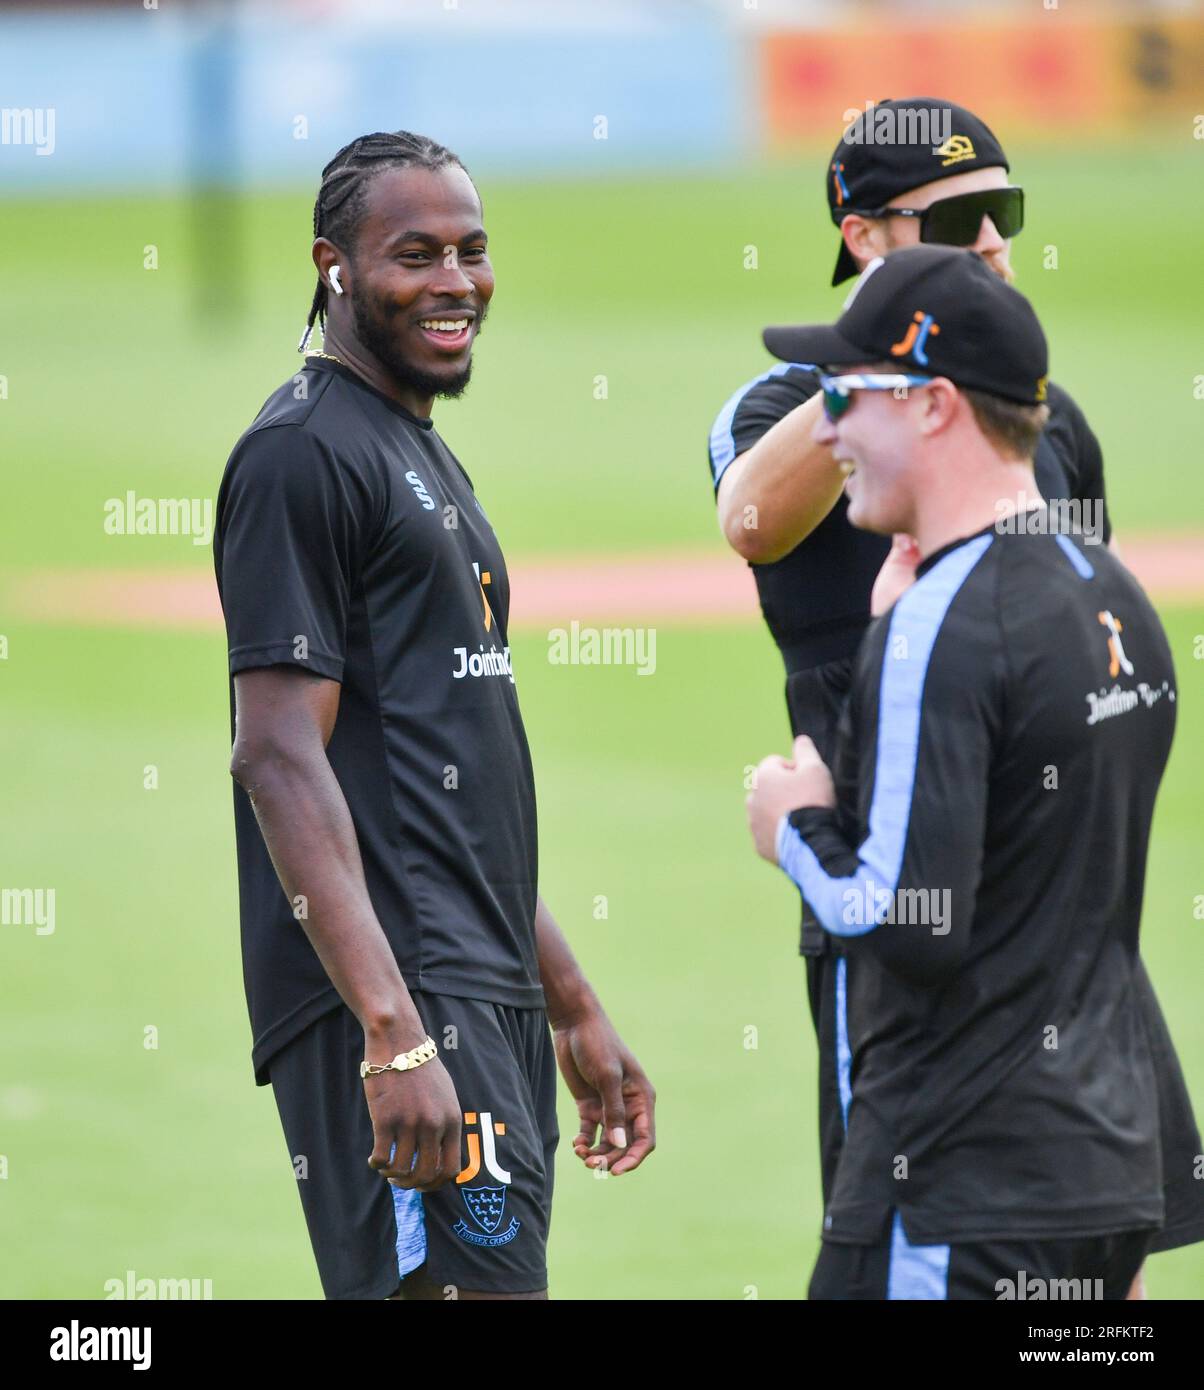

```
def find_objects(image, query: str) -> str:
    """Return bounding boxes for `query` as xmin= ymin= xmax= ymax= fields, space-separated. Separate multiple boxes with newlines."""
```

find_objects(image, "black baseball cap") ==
xmin=827 ymin=97 xmax=1010 ymax=285
xmin=763 ymin=245 xmax=1049 ymax=405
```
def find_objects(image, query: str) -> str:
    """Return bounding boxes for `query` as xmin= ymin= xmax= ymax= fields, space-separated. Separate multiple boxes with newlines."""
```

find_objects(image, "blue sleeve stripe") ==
xmin=1055 ymin=531 xmax=1095 ymax=579
xmin=776 ymin=533 xmax=994 ymax=936
xmin=834 ymin=955 xmax=852 ymax=1128
xmin=707 ymin=362 xmax=814 ymax=490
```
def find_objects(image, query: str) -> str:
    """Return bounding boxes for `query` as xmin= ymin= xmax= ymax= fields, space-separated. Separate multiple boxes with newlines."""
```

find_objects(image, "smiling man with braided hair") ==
xmin=214 ymin=131 xmax=655 ymax=1301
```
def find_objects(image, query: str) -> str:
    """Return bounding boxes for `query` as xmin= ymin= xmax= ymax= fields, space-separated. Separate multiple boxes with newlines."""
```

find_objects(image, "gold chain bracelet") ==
xmin=360 ymin=1036 xmax=438 ymax=1079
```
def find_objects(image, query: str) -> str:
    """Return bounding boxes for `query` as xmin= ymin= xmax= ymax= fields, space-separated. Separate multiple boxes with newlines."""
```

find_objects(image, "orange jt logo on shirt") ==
xmin=472 ymin=562 xmax=495 ymax=632
xmin=1098 ymin=610 xmax=1135 ymax=679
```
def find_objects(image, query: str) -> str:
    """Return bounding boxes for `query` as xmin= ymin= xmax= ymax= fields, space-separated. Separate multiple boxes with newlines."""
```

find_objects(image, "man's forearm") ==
xmin=235 ymin=747 xmax=425 ymax=1051
xmin=534 ymin=895 xmax=599 ymax=1027
xmin=717 ymin=393 xmax=844 ymax=563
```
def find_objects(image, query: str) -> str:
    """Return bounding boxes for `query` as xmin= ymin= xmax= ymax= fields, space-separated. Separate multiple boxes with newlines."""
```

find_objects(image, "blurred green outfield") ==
xmin=2 ymin=145 xmax=1202 ymax=1299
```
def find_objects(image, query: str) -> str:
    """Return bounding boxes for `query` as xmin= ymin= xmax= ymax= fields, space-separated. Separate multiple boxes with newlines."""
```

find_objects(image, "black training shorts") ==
xmin=809 ymin=1211 xmax=1152 ymax=1301
xmin=267 ymin=992 xmax=558 ymax=1298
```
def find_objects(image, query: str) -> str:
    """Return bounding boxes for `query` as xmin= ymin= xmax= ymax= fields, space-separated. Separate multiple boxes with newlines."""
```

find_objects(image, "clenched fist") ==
xmin=746 ymin=735 xmax=836 ymax=863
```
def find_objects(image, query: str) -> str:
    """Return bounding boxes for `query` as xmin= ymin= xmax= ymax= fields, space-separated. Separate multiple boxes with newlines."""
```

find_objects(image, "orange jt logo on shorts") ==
xmin=457 ymin=1111 xmax=512 ymax=1185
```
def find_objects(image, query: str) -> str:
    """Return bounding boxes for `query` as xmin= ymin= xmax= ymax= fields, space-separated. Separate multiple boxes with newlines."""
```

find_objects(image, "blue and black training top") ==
xmin=780 ymin=521 xmax=1175 ymax=1244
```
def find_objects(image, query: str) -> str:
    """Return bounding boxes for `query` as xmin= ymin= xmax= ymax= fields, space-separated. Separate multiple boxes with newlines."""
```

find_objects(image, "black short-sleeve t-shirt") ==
xmin=214 ymin=358 xmax=543 ymax=1083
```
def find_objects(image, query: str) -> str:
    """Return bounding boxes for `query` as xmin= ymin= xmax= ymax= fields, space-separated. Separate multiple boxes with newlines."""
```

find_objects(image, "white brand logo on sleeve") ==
xmin=405 ymin=469 xmax=436 ymax=511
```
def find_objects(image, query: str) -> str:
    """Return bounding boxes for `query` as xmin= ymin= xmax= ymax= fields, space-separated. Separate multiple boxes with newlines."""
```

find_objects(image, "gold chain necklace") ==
xmin=304 ymin=350 xmax=345 ymax=366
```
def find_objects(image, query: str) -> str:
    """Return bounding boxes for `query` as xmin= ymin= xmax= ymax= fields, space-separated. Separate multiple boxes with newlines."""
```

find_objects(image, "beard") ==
xmin=351 ymin=290 xmax=486 ymax=401
xmin=979 ymin=248 xmax=1015 ymax=284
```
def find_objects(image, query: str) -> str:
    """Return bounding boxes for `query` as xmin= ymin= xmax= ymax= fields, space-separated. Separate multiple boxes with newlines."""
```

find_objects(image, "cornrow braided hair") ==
xmin=297 ymin=129 xmax=470 ymax=353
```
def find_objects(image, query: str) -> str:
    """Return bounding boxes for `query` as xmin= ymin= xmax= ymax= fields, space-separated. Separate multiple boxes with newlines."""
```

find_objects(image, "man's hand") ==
xmin=553 ymin=1008 xmax=656 ymax=1177
xmin=746 ymin=735 xmax=836 ymax=862
xmin=364 ymin=1053 xmax=463 ymax=1193
xmin=870 ymin=533 xmax=922 ymax=616
xmin=534 ymin=896 xmax=656 ymax=1177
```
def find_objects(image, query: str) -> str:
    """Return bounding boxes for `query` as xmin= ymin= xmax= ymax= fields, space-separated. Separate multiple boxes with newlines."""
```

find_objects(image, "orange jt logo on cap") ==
xmin=831 ymin=160 xmax=850 ymax=206
xmin=890 ymin=310 xmax=941 ymax=366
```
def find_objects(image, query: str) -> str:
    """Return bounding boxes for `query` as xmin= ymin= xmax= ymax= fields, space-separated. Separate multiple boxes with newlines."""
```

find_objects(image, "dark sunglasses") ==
xmin=854 ymin=186 xmax=1024 ymax=246
xmin=819 ymin=373 xmax=934 ymax=423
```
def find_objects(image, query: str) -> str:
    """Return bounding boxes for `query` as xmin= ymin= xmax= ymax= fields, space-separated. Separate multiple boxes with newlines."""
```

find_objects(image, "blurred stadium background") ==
xmin=2 ymin=0 xmax=1202 ymax=1299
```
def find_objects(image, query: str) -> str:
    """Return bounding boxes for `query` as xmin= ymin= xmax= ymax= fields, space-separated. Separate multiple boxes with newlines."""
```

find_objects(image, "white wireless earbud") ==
xmin=329 ymin=265 xmax=344 ymax=296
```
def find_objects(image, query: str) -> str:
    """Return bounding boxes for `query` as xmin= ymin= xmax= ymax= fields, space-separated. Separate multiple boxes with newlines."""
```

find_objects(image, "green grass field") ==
xmin=2 ymin=148 xmax=1203 ymax=1299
